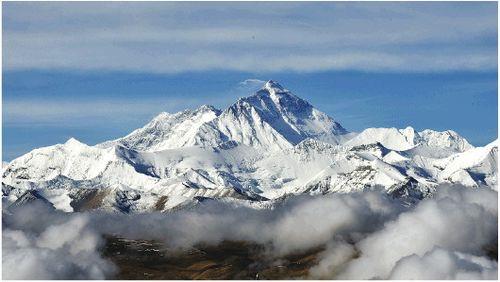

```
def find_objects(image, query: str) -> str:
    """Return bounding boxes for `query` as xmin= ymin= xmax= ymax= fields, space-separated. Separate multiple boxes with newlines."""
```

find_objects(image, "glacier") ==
xmin=2 ymin=80 xmax=497 ymax=212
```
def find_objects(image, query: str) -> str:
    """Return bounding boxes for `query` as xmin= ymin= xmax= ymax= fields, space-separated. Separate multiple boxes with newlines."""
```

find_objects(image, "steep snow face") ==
xmin=438 ymin=140 xmax=498 ymax=187
xmin=3 ymin=138 xmax=115 ymax=183
xmin=250 ymin=81 xmax=348 ymax=142
xmin=212 ymin=80 xmax=349 ymax=150
xmin=345 ymin=127 xmax=473 ymax=155
xmin=419 ymin=129 xmax=473 ymax=152
xmin=345 ymin=127 xmax=422 ymax=151
xmin=98 ymin=105 xmax=222 ymax=151
xmin=98 ymin=81 xmax=348 ymax=152
xmin=2 ymin=80 xmax=497 ymax=212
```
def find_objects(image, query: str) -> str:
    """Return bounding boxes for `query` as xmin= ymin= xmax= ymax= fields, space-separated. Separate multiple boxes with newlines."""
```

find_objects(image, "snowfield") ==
xmin=2 ymin=80 xmax=497 ymax=212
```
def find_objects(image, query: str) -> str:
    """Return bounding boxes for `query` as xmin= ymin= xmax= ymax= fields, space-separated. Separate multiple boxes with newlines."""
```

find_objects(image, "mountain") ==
xmin=345 ymin=127 xmax=472 ymax=155
xmin=2 ymin=80 xmax=497 ymax=212
xmin=212 ymin=80 xmax=349 ymax=150
xmin=98 ymin=105 xmax=222 ymax=151
xmin=99 ymin=81 xmax=350 ymax=152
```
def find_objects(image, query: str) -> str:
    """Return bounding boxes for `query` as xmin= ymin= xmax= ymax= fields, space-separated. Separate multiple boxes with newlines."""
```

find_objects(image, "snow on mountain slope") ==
xmin=419 ymin=129 xmax=473 ymax=152
xmin=98 ymin=105 xmax=222 ymax=151
xmin=345 ymin=126 xmax=473 ymax=155
xmin=3 ymin=138 xmax=115 ymax=183
xmin=438 ymin=140 xmax=498 ymax=187
xmin=213 ymin=81 xmax=349 ymax=150
xmin=383 ymin=151 xmax=410 ymax=164
xmin=293 ymin=142 xmax=427 ymax=198
xmin=98 ymin=81 xmax=350 ymax=153
xmin=345 ymin=127 xmax=422 ymax=151
xmin=3 ymin=142 xmax=270 ymax=212
xmin=2 ymin=80 xmax=497 ymax=212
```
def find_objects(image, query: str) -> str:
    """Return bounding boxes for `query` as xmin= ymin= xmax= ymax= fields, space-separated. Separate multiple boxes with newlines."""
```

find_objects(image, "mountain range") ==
xmin=2 ymin=80 xmax=497 ymax=212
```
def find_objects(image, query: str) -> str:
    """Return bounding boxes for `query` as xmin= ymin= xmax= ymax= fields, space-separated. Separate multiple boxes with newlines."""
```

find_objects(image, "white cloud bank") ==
xmin=2 ymin=185 xmax=497 ymax=279
xmin=389 ymin=248 xmax=497 ymax=280
xmin=3 ymin=211 xmax=116 ymax=279
xmin=3 ymin=2 xmax=497 ymax=73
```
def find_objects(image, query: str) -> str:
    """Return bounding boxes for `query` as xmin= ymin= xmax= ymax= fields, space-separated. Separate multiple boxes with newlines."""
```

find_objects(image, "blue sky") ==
xmin=3 ymin=2 xmax=498 ymax=160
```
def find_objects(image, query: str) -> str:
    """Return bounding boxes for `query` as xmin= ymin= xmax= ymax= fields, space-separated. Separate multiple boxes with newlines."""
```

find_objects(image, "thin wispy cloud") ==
xmin=239 ymin=79 xmax=266 ymax=86
xmin=3 ymin=95 xmax=238 ymax=127
xmin=3 ymin=2 xmax=497 ymax=73
xmin=2 ymin=2 xmax=497 ymax=160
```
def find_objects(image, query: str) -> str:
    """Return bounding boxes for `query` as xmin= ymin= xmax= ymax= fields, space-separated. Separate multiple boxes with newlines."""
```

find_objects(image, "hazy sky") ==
xmin=3 ymin=2 xmax=498 ymax=160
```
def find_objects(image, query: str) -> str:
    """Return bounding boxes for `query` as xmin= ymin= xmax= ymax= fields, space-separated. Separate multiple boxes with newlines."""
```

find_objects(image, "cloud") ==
xmin=2 ymin=204 xmax=116 ymax=279
xmin=3 ymin=2 xmax=497 ymax=73
xmin=388 ymin=248 xmax=497 ymax=279
xmin=86 ymin=190 xmax=402 ymax=255
xmin=2 ymin=98 xmax=199 ymax=126
xmin=2 ymin=185 xmax=497 ymax=279
xmin=234 ymin=79 xmax=267 ymax=96
xmin=333 ymin=185 xmax=498 ymax=279
xmin=3 ymin=95 xmax=234 ymax=128
xmin=239 ymin=79 xmax=266 ymax=87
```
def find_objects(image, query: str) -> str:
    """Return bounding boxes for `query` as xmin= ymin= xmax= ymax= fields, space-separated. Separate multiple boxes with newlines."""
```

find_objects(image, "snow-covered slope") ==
xmin=2 ymin=80 xmax=497 ymax=212
xmin=345 ymin=127 xmax=472 ymax=154
xmin=419 ymin=129 xmax=473 ymax=152
xmin=438 ymin=140 xmax=498 ymax=188
xmin=99 ymin=81 xmax=349 ymax=152
xmin=98 ymin=105 xmax=222 ymax=151
xmin=345 ymin=127 xmax=421 ymax=151
xmin=212 ymin=81 xmax=349 ymax=150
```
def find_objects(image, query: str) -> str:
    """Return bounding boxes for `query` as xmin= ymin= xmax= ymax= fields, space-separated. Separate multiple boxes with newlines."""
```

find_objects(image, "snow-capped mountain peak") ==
xmin=345 ymin=126 xmax=473 ymax=155
xmin=260 ymin=80 xmax=299 ymax=104
xmin=99 ymin=80 xmax=350 ymax=153
xmin=3 ymin=80 xmax=496 ymax=213
xmin=98 ymin=104 xmax=221 ymax=151
xmin=419 ymin=129 xmax=473 ymax=152
xmin=264 ymin=80 xmax=286 ymax=93
xmin=215 ymin=80 xmax=348 ymax=149
xmin=400 ymin=126 xmax=420 ymax=144
xmin=64 ymin=137 xmax=85 ymax=147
